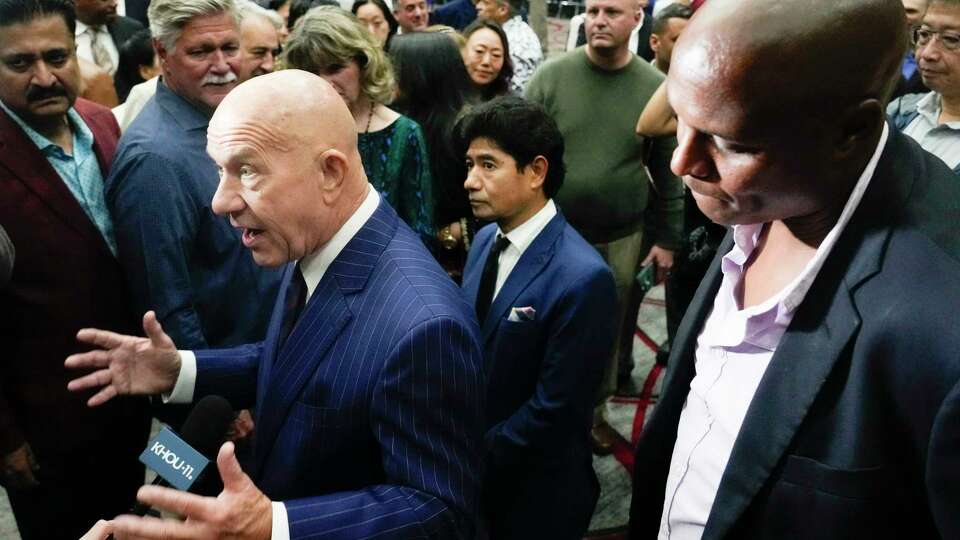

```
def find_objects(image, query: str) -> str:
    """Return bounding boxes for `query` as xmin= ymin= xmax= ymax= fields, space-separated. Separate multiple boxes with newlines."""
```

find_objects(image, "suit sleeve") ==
xmin=485 ymin=266 xmax=617 ymax=467
xmin=193 ymin=343 xmax=264 ymax=410
xmin=283 ymin=315 xmax=485 ymax=540
xmin=927 ymin=377 xmax=960 ymax=539
xmin=106 ymin=151 xmax=209 ymax=349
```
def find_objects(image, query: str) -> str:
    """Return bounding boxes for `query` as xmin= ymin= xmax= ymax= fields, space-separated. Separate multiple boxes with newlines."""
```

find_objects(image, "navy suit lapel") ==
xmin=253 ymin=199 xmax=397 ymax=471
xmin=702 ymin=135 xmax=906 ymax=539
xmin=480 ymin=212 xmax=564 ymax=344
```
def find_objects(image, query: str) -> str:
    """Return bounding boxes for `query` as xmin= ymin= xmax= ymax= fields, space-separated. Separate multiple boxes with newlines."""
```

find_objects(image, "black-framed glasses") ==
xmin=913 ymin=27 xmax=960 ymax=51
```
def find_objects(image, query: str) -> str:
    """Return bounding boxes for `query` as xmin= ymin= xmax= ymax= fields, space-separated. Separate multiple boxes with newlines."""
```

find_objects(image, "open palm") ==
xmin=65 ymin=311 xmax=182 ymax=406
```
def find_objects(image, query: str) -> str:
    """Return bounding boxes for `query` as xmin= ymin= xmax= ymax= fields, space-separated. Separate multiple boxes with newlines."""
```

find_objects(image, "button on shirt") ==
xmin=903 ymin=91 xmax=960 ymax=170
xmin=0 ymin=99 xmax=118 ymax=256
xmin=658 ymin=124 xmax=889 ymax=540
xmin=491 ymin=199 xmax=557 ymax=300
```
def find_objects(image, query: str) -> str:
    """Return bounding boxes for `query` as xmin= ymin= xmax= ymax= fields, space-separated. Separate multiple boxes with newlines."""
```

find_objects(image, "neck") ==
xmin=940 ymin=93 xmax=960 ymax=123
xmin=499 ymin=197 xmax=547 ymax=234
xmin=586 ymin=45 xmax=633 ymax=71
xmin=655 ymin=58 xmax=668 ymax=73
xmin=31 ymin=113 xmax=72 ymax=144
xmin=351 ymin=97 xmax=374 ymax=131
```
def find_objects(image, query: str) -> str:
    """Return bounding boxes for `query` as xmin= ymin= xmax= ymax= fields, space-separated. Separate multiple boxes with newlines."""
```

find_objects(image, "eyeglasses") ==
xmin=913 ymin=27 xmax=960 ymax=51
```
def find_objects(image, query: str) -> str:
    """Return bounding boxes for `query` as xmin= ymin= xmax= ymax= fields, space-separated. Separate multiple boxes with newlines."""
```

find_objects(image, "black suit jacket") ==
xmin=108 ymin=15 xmax=145 ymax=51
xmin=630 ymin=127 xmax=960 ymax=539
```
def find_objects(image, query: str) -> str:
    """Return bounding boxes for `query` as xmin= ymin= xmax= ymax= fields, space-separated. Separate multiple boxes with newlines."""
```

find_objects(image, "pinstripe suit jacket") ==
xmin=193 ymin=200 xmax=485 ymax=539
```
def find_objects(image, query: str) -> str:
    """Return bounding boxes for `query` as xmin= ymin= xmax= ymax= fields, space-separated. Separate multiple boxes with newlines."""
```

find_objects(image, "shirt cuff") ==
xmin=161 ymin=350 xmax=196 ymax=404
xmin=272 ymin=501 xmax=290 ymax=540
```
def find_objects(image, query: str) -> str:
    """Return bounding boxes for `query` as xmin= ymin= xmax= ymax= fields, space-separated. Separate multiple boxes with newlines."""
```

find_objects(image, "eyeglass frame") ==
xmin=912 ymin=26 xmax=960 ymax=51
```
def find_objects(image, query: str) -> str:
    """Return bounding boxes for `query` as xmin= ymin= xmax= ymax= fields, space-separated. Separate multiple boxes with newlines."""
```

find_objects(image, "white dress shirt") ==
xmin=658 ymin=124 xmax=889 ymax=539
xmin=166 ymin=186 xmax=380 ymax=540
xmin=491 ymin=199 xmax=557 ymax=300
xmin=75 ymin=21 xmax=120 ymax=75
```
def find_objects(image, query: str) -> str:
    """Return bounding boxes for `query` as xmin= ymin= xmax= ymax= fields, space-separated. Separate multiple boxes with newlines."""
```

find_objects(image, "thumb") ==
xmin=142 ymin=311 xmax=173 ymax=349
xmin=216 ymin=442 xmax=248 ymax=490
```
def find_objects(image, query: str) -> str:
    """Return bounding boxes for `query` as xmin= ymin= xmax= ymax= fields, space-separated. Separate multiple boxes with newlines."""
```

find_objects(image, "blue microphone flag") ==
xmin=139 ymin=427 xmax=211 ymax=491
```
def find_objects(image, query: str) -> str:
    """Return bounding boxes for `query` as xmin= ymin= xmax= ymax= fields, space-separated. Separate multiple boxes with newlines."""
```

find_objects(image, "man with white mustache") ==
xmin=105 ymin=0 xmax=282 ymax=361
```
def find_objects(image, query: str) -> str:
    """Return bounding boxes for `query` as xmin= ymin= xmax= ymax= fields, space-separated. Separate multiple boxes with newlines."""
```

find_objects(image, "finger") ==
xmin=112 ymin=514 xmax=199 ymax=540
xmin=79 ymin=519 xmax=113 ymax=540
xmin=66 ymin=367 xmax=115 ymax=391
xmin=76 ymin=328 xmax=132 ymax=349
xmin=135 ymin=485 xmax=220 ymax=523
xmin=217 ymin=441 xmax=249 ymax=490
xmin=640 ymin=252 xmax=654 ymax=267
xmin=86 ymin=384 xmax=119 ymax=407
xmin=65 ymin=349 xmax=116 ymax=369
xmin=142 ymin=311 xmax=174 ymax=349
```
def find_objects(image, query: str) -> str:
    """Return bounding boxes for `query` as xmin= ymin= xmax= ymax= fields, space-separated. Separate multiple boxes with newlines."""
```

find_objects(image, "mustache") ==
xmin=202 ymin=71 xmax=238 ymax=85
xmin=25 ymin=84 xmax=67 ymax=102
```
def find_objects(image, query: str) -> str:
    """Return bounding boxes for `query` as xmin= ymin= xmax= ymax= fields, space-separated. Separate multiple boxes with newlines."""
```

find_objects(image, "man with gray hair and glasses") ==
xmin=889 ymin=0 xmax=960 ymax=173
xmin=106 ymin=0 xmax=281 ymax=357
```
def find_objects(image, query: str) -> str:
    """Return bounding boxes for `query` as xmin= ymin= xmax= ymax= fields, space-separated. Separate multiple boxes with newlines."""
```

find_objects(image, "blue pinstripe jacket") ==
xmin=193 ymin=200 xmax=485 ymax=539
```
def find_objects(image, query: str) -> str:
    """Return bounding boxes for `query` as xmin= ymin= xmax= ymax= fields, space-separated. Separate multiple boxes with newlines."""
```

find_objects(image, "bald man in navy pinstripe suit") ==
xmin=68 ymin=70 xmax=485 ymax=540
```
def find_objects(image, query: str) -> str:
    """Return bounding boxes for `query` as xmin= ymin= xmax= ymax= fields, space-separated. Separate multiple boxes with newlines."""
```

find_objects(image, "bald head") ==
xmin=673 ymin=0 xmax=907 ymax=120
xmin=208 ymin=70 xmax=370 ymax=266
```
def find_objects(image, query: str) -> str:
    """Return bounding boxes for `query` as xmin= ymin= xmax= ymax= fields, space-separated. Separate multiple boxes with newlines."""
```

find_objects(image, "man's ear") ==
xmin=835 ymin=99 xmax=883 ymax=158
xmin=316 ymin=148 xmax=350 ymax=203
xmin=527 ymin=155 xmax=548 ymax=191
xmin=650 ymin=33 xmax=661 ymax=53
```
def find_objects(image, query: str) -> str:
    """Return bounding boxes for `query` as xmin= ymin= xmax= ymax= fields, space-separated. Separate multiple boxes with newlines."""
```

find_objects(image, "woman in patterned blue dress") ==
xmin=282 ymin=7 xmax=435 ymax=245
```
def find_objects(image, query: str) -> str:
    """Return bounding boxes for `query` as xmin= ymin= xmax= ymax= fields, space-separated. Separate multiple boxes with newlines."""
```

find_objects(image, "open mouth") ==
xmin=242 ymin=227 xmax=265 ymax=246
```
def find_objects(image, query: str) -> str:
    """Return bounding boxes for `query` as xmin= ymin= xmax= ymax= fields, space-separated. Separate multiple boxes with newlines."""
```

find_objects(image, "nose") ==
xmin=463 ymin=165 xmax=480 ymax=190
xmin=31 ymin=61 xmax=57 ymax=88
xmin=917 ymin=40 xmax=940 ymax=62
xmin=211 ymin=173 xmax=245 ymax=217
xmin=670 ymin=119 xmax=714 ymax=180
xmin=480 ymin=52 xmax=492 ymax=67
xmin=262 ymin=51 xmax=275 ymax=73
xmin=210 ymin=49 xmax=232 ymax=74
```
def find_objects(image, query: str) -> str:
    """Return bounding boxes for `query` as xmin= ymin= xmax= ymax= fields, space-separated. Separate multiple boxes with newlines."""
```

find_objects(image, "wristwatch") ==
xmin=440 ymin=226 xmax=458 ymax=250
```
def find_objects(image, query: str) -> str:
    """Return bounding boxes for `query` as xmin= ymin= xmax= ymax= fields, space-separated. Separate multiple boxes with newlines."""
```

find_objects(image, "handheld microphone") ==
xmin=132 ymin=395 xmax=234 ymax=516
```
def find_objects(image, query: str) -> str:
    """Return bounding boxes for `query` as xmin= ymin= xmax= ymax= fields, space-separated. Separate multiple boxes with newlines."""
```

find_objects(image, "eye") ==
xmin=943 ymin=33 xmax=960 ymax=48
xmin=239 ymin=165 xmax=255 ymax=179
xmin=216 ymin=166 xmax=226 ymax=178
xmin=482 ymin=160 xmax=496 ymax=170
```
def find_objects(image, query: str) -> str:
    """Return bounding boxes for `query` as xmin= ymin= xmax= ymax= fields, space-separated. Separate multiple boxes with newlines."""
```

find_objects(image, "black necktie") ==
xmin=476 ymin=234 xmax=510 ymax=323
xmin=279 ymin=264 xmax=307 ymax=347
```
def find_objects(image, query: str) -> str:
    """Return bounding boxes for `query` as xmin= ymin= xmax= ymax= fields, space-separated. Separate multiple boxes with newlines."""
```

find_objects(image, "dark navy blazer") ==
xmin=193 ymin=200 xmax=486 ymax=540
xmin=630 ymin=127 xmax=960 ymax=539
xmin=462 ymin=210 xmax=616 ymax=539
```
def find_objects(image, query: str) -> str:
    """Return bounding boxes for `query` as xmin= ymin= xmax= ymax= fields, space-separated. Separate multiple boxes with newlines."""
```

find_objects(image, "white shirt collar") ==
xmin=299 ymin=185 xmax=380 ymax=300
xmin=75 ymin=20 xmax=104 ymax=35
xmin=497 ymin=199 xmax=557 ymax=258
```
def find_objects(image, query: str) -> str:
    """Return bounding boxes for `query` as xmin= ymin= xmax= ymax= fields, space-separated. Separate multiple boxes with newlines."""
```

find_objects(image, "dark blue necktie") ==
xmin=476 ymin=234 xmax=510 ymax=323
xmin=279 ymin=264 xmax=307 ymax=348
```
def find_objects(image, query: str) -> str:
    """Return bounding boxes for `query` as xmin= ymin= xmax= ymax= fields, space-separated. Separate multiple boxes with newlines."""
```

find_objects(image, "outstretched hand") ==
xmin=65 ymin=311 xmax=182 ymax=406
xmin=111 ymin=442 xmax=273 ymax=540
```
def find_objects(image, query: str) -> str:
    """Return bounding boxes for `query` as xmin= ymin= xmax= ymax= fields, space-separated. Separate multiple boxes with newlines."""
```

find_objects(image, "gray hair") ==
xmin=236 ymin=0 xmax=283 ymax=30
xmin=149 ymin=0 xmax=240 ymax=52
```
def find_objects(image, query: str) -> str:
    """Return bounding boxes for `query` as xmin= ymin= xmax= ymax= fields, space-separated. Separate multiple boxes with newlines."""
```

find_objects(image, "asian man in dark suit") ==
xmin=67 ymin=69 xmax=485 ymax=540
xmin=629 ymin=0 xmax=960 ymax=538
xmin=458 ymin=97 xmax=617 ymax=540
xmin=0 ymin=1 xmax=151 ymax=538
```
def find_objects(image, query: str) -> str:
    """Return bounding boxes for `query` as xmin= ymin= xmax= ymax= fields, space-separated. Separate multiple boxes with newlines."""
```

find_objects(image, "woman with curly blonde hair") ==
xmin=283 ymin=6 xmax=434 ymax=244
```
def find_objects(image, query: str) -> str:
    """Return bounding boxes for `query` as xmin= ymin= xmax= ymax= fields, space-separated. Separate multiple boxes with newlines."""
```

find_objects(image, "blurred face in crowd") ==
xmin=239 ymin=14 xmax=279 ymax=80
xmin=903 ymin=0 xmax=928 ymax=29
xmin=585 ymin=0 xmax=640 ymax=56
xmin=651 ymin=16 xmax=689 ymax=72
xmin=356 ymin=2 xmax=391 ymax=45
xmin=210 ymin=71 xmax=360 ymax=266
xmin=158 ymin=11 xmax=241 ymax=114
xmin=916 ymin=1 xmax=960 ymax=98
xmin=464 ymin=137 xmax=546 ymax=232
xmin=475 ymin=0 xmax=509 ymax=24
xmin=464 ymin=28 xmax=505 ymax=87
xmin=0 ymin=15 xmax=79 ymax=129
xmin=316 ymin=60 xmax=363 ymax=111
xmin=76 ymin=0 xmax=119 ymax=27
xmin=395 ymin=0 xmax=428 ymax=33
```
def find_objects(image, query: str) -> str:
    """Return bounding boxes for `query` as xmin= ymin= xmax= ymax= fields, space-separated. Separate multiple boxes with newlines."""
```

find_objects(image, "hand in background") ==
xmin=642 ymin=245 xmax=675 ymax=284
xmin=226 ymin=410 xmax=256 ymax=442
xmin=111 ymin=442 xmax=273 ymax=540
xmin=0 ymin=443 xmax=39 ymax=490
xmin=65 ymin=311 xmax=182 ymax=407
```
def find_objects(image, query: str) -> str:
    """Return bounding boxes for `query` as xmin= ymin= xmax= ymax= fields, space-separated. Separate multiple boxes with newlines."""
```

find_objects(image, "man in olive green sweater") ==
xmin=526 ymin=0 xmax=683 ymax=453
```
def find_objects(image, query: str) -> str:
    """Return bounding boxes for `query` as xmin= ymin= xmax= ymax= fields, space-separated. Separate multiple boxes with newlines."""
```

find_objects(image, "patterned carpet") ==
xmin=586 ymin=284 xmax=667 ymax=538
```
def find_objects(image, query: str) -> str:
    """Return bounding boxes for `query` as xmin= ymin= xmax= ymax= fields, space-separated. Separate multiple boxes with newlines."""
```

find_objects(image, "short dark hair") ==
xmin=115 ymin=28 xmax=155 ymax=101
xmin=462 ymin=19 xmax=514 ymax=100
xmin=651 ymin=3 xmax=692 ymax=35
xmin=0 ymin=0 xmax=76 ymax=34
xmin=455 ymin=96 xmax=565 ymax=198
xmin=287 ymin=0 xmax=339 ymax=30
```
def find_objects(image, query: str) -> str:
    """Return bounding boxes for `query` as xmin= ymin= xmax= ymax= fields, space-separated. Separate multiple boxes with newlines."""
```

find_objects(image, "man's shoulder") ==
xmin=552 ymin=220 xmax=614 ymax=281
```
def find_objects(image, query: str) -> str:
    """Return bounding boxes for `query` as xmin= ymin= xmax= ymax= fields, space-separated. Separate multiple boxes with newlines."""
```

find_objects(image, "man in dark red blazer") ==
xmin=0 ymin=0 xmax=150 ymax=538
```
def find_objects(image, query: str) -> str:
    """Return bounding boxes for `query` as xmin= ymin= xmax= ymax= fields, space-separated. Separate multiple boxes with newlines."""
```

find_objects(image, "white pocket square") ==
xmin=508 ymin=306 xmax=536 ymax=322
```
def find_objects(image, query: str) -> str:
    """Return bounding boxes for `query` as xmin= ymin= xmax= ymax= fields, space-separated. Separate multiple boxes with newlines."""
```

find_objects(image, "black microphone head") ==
xmin=178 ymin=395 xmax=234 ymax=459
